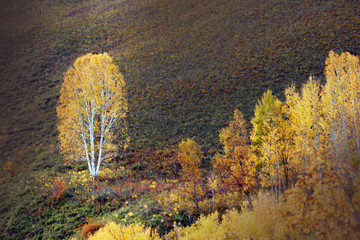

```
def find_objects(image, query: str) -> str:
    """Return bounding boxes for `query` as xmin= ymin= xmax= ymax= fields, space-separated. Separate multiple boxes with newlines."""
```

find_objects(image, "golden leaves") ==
xmin=88 ymin=222 xmax=160 ymax=240
xmin=213 ymin=109 xmax=257 ymax=198
xmin=57 ymin=53 xmax=128 ymax=175
xmin=178 ymin=139 xmax=201 ymax=179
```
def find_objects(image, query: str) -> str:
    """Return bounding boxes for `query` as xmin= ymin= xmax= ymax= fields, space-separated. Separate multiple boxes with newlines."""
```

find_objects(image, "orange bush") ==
xmin=50 ymin=179 xmax=67 ymax=208
xmin=78 ymin=218 xmax=101 ymax=239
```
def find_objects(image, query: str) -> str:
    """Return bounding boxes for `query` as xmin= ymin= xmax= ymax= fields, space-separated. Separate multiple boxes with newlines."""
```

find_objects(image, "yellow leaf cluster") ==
xmin=174 ymin=192 xmax=285 ymax=240
xmin=57 ymin=52 xmax=128 ymax=176
xmin=214 ymin=110 xmax=257 ymax=201
xmin=156 ymin=183 xmax=202 ymax=213
xmin=88 ymin=222 xmax=160 ymax=240
xmin=177 ymin=139 xmax=203 ymax=209
xmin=178 ymin=139 xmax=201 ymax=179
xmin=280 ymin=162 xmax=360 ymax=240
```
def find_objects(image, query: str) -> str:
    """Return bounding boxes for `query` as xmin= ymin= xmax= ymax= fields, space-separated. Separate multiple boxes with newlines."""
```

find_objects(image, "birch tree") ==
xmin=57 ymin=53 xmax=128 ymax=177
xmin=285 ymin=78 xmax=325 ymax=173
xmin=323 ymin=51 xmax=360 ymax=169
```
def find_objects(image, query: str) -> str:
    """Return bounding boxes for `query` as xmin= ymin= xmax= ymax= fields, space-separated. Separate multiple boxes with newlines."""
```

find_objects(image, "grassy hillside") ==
xmin=0 ymin=0 xmax=360 ymax=238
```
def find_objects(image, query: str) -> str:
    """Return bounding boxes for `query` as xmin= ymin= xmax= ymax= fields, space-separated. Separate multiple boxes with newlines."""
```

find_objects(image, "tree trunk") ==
xmin=193 ymin=182 xmax=199 ymax=210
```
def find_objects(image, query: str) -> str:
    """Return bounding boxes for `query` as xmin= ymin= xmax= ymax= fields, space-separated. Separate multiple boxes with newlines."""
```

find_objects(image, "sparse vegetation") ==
xmin=1 ymin=0 xmax=360 ymax=239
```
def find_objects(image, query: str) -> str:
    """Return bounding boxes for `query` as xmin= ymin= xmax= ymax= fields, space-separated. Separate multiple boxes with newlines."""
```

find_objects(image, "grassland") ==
xmin=0 ymin=0 xmax=360 ymax=238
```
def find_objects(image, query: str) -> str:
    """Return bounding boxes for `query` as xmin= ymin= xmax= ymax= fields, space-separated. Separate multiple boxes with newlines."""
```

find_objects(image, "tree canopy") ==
xmin=57 ymin=53 xmax=128 ymax=177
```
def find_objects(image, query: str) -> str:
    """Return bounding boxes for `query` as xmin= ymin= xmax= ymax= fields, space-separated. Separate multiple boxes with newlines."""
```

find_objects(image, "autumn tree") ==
xmin=250 ymin=90 xmax=291 ymax=196
xmin=57 ymin=53 xmax=128 ymax=177
xmin=213 ymin=109 xmax=257 ymax=207
xmin=323 ymin=51 xmax=360 ymax=174
xmin=178 ymin=139 xmax=203 ymax=210
xmin=285 ymin=77 xmax=326 ymax=176
xmin=280 ymin=159 xmax=360 ymax=239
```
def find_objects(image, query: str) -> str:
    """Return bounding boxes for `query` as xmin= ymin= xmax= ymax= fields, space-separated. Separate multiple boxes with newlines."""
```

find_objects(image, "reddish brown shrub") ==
xmin=2 ymin=161 xmax=17 ymax=177
xmin=76 ymin=218 xmax=101 ymax=239
xmin=50 ymin=179 xmax=67 ymax=208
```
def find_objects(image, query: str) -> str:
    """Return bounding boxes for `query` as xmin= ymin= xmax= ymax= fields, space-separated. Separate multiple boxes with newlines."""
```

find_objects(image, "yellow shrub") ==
xmin=88 ymin=222 xmax=161 ymax=240
xmin=235 ymin=192 xmax=289 ymax=240
xmin=279 ymin=164 xmax=360 ymax=240
xmin=156 ymin=184 xmax=201 ymax=212
xmin=198 ymin=192 xmax=241 ymax=213
xmin=172 ymin=167 xmax=360 ymax=240
xmin=173 ymin=192 xmax=286 ymax=240
xmin=176 ymin=212 xmax=223 ymax=240
xmin=68 ymin=170 xmax=90 ymax=187
xmin=67 ymin=167 xmax=125 ymax=187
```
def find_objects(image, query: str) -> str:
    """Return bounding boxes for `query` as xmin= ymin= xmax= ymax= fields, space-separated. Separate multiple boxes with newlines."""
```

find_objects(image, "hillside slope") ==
xmin=0 ymin=0 xmax=360 ymax=238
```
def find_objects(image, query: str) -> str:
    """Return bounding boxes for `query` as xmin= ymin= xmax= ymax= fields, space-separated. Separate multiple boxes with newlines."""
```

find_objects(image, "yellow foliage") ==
xmin=177 ymin=139 xmax=203 ymax=209
xmin=173 ymin=50 xmax=360 ymax=239
xmin=88 ymin=222 xmax=160 ymax=240
xmin=98 ymin=166 xmax=125 ymax=180
xmin=284 ymin=51 xmax=360 ymax=181
xmin=178 ymin=139 xmax=201 ymax=180
xmin=170 ymin=163 xmax=360 ymax=239
xmin=156 ymin=183 xmax=204 ymax=213
xmin=285 ymin=77 xmax=325 ymax=174
xmin=250 ymin=90 xmax=292 ymax=193
xmin=65 ymin=167 xmax=123 ymax=188
xmin=219 ymin=109 xmax=248 ymax=155
xmin=57 ymin=52 xmax=128 ymax=177
xmin=68 ymin=170 xmax=91 ymax=187
xmin=214 ymin=109 xmax=257 ymax=204
xmin=176 ymin=212 xmax=222 ymax=240
xmin=280 ymin=162 xmax=360 ymax=240
xmin=198 ymin=192 xmax=242 ymax=213
xmin=323 ymin=50 xmax=360 ymax=167
xmin=174 ymin=192 xmax=285 ymax=240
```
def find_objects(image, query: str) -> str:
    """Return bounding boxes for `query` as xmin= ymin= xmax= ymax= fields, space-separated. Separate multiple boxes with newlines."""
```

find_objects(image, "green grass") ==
xmin=1 ymin=0 xmax=360 ymax=238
